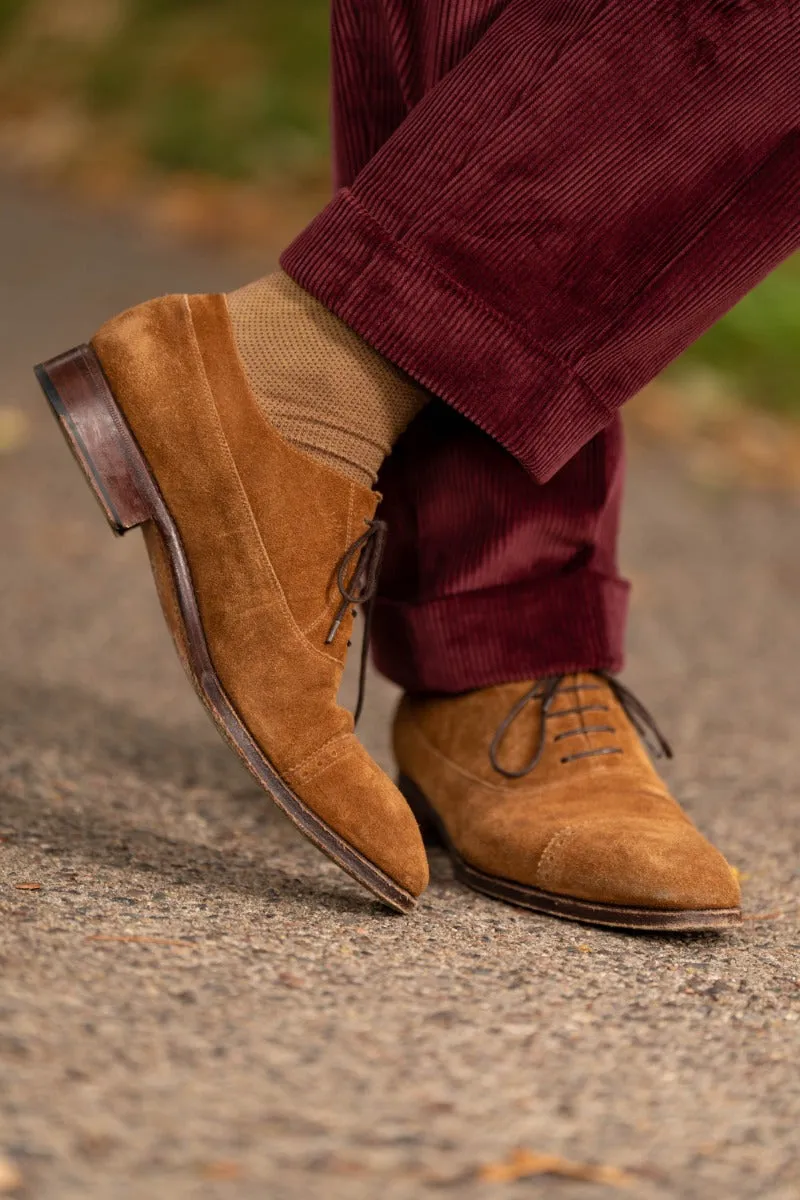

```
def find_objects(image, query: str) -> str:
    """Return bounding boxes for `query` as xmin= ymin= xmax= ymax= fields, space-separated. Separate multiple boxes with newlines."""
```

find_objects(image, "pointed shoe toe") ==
xmin=286 ymin=740 xmax=430 ymax=900
xmin=535 ymin=817 xmax=742 ymax=915
xmin=34 ymin=293 xmax=426 ymax=912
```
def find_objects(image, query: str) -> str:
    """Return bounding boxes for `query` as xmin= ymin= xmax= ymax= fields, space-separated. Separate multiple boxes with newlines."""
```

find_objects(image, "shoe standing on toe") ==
xmin=35 ymin=272 xmax=430 ymax=910
xmin=394 ymin=673 xmax=742 ymax=930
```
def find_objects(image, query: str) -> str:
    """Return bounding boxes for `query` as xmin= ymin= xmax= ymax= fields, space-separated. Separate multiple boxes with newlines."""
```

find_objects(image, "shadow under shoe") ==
xmin=34 ymin=292 xmax=429 ymax=911
xmin=394 ymin=673 xmax=741 ymax=930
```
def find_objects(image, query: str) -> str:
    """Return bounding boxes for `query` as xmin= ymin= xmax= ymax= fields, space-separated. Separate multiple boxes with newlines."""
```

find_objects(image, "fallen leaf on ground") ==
xmin=15 ymin=882 xmax=42 ymax=890
xmin=199 ymin=1161 xmax=243 ymax=1181
xmin=0 ymin=407 xmax=30 ymax=454
xmin=694 ymin=1142 xmax=723 ymax=1157
xmin=277 ymin=971 xmax=306 ymax=989
xmin=0 ymin=1156 xmax=22 ymax=1193
xmin=477 ymin=1149 xmax=636 ymax=1188
xmin=86 ymin=934 xmax=194 ymax=948
xmin=317 ymin=1155 xmax=366 ymax=1175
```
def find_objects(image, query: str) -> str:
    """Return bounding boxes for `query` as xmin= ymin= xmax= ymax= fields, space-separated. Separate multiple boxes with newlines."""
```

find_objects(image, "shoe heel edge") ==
xmin=35 ymin=345 xmax=151 ymax=536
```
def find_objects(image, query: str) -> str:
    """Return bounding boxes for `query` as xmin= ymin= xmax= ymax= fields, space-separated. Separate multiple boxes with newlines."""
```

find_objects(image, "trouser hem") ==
xmin=281 ymin=188 xmax=611 ymax=484
xmin=371 ymin=570 xmax=630 ymax=694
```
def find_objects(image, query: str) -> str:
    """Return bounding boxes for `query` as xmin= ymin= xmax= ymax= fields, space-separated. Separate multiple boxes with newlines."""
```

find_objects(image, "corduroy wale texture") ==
xmin=282 ymin=0 xmax=800 ymax=695
xmin=374 ymin=406 xmax=629 ymax=693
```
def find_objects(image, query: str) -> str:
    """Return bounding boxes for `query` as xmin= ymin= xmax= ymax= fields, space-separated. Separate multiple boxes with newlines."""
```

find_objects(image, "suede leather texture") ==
xmin=91 ymin=292 xmax=429 ymax=898
xmin=394 ymin=675 xmax=740 ymax=911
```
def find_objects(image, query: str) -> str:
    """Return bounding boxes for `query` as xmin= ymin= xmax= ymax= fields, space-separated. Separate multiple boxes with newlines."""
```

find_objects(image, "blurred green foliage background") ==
xmin=0 ymin=0 xmax=331 ymax=182
xmin=0 ymin=0 xmax=797 ymax=413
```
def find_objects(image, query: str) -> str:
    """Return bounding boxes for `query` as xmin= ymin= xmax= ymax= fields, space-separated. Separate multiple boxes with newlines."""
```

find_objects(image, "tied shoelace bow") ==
xmin=489 ymin=672 xmax=673 ymax=780
xmin=325 ymin=518 xmax=387 ymax=726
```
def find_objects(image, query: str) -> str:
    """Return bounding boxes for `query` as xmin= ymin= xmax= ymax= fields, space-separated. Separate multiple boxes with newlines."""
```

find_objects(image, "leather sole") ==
xmin=398 ymin=774 xmax=742 ymax=932
xmin=34 ymin=345 xmax=416 ymax=914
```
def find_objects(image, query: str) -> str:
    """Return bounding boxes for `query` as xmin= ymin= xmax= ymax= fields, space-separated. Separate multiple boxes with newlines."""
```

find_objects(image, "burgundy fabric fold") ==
xmin=372 ymin=403 xmax=629 ymax=693
xmin=281 ymin=0 xmax=800 ymax=694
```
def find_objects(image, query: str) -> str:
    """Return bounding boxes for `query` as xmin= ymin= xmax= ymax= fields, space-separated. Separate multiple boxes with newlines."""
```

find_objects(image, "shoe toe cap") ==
xmin=535 ymin=818 xmax=741 ymax=912
xmin=292 ymin=741 xmax=430 ymax=900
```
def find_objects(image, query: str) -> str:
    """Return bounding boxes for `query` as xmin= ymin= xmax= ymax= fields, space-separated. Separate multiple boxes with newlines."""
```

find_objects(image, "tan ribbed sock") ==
xmin=226 ymin=271 xmax=427 ymax=489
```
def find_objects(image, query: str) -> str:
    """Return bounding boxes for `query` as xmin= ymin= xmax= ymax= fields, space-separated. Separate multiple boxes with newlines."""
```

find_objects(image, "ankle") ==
xmin=227 ymin=271 xmax=427 ymax=488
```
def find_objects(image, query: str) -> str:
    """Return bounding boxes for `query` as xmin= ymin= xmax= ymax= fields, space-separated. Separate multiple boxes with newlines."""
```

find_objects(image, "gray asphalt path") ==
xmin=1 ymin=181 xmax=798 ymax=1200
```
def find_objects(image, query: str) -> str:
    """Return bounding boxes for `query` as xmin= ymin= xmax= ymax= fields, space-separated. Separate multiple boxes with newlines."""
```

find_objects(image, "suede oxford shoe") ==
xmin=395 ymin=673 xmax=741 ymax=930
xmin=35 ymin=293 xmax=429 ymax=911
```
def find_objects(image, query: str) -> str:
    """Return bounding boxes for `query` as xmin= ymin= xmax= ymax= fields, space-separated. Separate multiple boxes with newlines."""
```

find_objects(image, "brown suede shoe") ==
xmin=394 ymin=674 xmax=741 ymax=930
xmin=34 ymin=293 xmax=428 ymax=911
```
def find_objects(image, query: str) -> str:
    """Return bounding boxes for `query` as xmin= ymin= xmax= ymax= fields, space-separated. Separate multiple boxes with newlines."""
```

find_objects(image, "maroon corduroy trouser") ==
xmin=282 ymin=0 xmax=800 ymax=695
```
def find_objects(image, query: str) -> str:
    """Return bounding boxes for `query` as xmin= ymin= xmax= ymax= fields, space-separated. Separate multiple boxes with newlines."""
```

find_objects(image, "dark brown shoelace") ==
xmin=325 ymin=518 xmax=387 ymax=725
xmin=489 ymin=672 xmax=673 ymax=780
